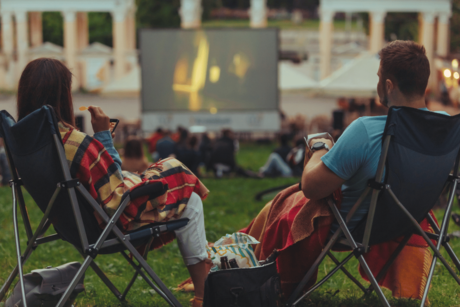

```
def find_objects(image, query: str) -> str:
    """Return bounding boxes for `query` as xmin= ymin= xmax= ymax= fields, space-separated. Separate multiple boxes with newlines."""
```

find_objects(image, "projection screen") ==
xmin=140 ymin=28 xmax=280 ymax=132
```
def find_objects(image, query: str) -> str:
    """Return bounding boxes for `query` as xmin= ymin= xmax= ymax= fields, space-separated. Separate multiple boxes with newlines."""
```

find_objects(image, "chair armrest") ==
xmin=126 ymin=218 xmax=190 ymax=241
xmin=124 ymin=182 xmax=168 ymax=201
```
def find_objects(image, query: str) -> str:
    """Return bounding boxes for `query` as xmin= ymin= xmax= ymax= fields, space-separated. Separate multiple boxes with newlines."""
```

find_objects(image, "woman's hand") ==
xmin=88 ymin=106 xmax=110 ymax=133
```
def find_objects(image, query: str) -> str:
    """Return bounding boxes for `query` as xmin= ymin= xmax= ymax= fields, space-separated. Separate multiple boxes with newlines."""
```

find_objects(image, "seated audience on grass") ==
xmin=208 ymin=129 xmax=260 ymax=178
xmin=121 ymin=137 xmax=150 ymax=173
xmin=146 ymin=127 xmax=164 ymax=161
xmin=17 ymin=58 xmax=209 ymax=307
xmin=259 ymin=134 xmax=292 ymax=177
xmin=199 ymin=133 xmax=213 ymax=172
xmin=209 ymin=129 xmax=238 ymax=178
xmin=240 ymin=41 xmax=449 ymax=300
xmin=187 ymin=136 xmax=201 ymax=175
xmin=285 ymin=138 xmax=306 ymax=176
xmin=155 ymin=130 xmax=175 ymax=161
xmin=173 ymin=130 xmax=201 ymax=175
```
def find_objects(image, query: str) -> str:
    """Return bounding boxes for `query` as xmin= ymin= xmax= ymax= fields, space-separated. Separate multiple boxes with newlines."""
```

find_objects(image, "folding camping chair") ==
xmin=0 ymin=106 xmax=189 ymax=307
xmin=285 ymin=106 xmax=460 ymax=307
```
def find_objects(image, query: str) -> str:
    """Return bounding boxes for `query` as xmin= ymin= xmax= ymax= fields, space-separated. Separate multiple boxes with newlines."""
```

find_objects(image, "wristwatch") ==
xmin=311 ymin=142 xmax=330 ymax=153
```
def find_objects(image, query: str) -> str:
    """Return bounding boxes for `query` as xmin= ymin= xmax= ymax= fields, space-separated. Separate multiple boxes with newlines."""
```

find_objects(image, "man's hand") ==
xmin=302 ymin=137 xmax=344 ymax=200
xmin=88 ymin=106 xmax=110 ymax=133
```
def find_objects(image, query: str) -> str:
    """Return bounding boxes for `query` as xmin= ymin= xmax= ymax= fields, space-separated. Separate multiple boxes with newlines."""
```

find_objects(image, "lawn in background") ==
xmin=0 ymin=143 xmax=460 ymax=306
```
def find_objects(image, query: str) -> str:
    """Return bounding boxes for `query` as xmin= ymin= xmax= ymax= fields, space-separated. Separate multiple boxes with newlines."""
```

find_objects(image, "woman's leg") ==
xmin=174 ymin=192 xmax=208 ymax=300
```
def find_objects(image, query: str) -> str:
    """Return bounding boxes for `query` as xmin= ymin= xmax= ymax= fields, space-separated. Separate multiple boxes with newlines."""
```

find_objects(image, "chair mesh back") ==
xmin=0 ymin=107 xmax=102 ymax=248
xmin=356 ymin=107 xmax=460 ymax=245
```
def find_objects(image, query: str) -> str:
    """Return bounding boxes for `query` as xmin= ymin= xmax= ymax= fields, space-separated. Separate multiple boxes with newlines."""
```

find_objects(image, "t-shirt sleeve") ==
xmin=321 ymin=118 xmax=370 ymax=180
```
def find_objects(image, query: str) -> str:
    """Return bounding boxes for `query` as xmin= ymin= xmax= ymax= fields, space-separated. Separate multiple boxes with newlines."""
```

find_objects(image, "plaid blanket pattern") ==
xmin=59 ymin=123 xmax=209 ymax=232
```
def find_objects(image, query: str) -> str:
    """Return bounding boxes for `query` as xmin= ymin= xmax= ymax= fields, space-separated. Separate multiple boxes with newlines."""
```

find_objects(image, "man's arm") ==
xmin=301 ymin=138 xmax=345 ymax=200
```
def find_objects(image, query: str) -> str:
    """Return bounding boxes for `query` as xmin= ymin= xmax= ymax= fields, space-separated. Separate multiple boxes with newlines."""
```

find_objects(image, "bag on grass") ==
xmin=203 ymin=258 xmax=282 ymax=307
xmin=208 ymin=233 xmax=261 ymax=270
xmin=6 ymin=262 xmax=85 ymax=307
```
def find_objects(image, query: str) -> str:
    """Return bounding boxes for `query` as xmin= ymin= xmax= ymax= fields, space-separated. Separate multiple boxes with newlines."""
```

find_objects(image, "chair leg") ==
xmin=118 ymin=250 xmax=176 ymax=306
xmin=301 ymin=253 xmax=356 ymax=298
xmin=356 ymin=255 xmax=390 ymax=307
xmin=56 ymin=256 xmax=94 ymax=307
xmin=327 ymin=252 xmax=367 ymax=293
xmin=88 ymin=261 xmax=123 ymax=300
xmin=427 ymin=213 xmax=460 ymax=272
xmin=443 ymin=242 xmax=460 ymax=272
xmin=0 ymin=266 xmax=19 ymax=301
xmin=12 ymin=183 xmax=27 ymax=307
xmin=285 ymin=229 xmax=343 ymax=307
xmin=366 ymin=233 xmax=412 ymax=295
xmin=120 ymin=237 xmax=155 ymax=301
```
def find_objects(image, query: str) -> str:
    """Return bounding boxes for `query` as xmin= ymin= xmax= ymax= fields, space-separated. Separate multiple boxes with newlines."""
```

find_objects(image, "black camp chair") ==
xmin=0 ymin=106 xmax=189 ymax=307
xmin=286 ymin=107 xmax=460 ymax=307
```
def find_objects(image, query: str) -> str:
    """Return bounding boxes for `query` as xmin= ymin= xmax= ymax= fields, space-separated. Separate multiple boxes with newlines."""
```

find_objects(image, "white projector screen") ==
xmin=140 ymin=28 xmax=280 ymax=132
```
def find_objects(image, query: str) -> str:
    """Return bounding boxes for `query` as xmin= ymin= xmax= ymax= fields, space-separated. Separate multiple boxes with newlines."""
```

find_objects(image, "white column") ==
xmin=420 ymin=12 xmax=436 ymax=90
xmin=319 ymin=10 xmax=334 ymax=80
xmin=63 ymin=11 xmax=79 ymax=89
xmin=1 ymin=12 xmax=14 ymax=89
xmin=15 ymin=11 xmax=29 ymax=76
xmin=1 ymin=12 xmax=13 ymax=60
xmin=126 ymin=7 xmax=136 ymax=51
xmin=369 ymin=11 xmax=386 ymax=53
xmin=249 ymin=0 xmax=267 ymax=28
xmin=437 ymin=13 xmax=450 ymax=57
xmin=112 ymin=10 xmax=127 ymax=80
xmin=179 ymin=0 xmax=202 ymax=29
xmin=77 ymin=12 xmax=89 ymax=51
xmin=29 ymin=12 xmax=43 ymax=48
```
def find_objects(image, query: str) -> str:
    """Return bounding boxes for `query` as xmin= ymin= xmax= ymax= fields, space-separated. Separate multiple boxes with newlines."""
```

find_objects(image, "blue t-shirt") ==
xmin=322 ymin=108 xmax=449 ymax=232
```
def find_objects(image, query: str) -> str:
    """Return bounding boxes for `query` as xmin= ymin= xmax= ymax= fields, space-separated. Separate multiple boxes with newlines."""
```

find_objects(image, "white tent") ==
xmin=319 ymin=52 xmax=380 ymax=97
xmin=279 ymin=62 xmax=318 ymax=92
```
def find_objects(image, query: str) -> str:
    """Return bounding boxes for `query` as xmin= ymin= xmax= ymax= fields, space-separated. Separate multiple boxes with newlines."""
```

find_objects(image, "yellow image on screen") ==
xmin=172 ymin=32 xmax=210 ymax=111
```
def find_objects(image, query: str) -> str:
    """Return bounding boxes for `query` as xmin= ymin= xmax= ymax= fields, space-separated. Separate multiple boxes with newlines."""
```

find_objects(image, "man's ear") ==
xmin=385 ymin=79 xmax=394 ymax=95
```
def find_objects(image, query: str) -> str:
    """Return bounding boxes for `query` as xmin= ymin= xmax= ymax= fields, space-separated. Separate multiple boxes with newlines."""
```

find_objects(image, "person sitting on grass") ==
xmin=121 ymin=137 xmax=150 ymax=174
xmin=259 ymin=134 xmax=293 ymax=177
xmin=16 ymin=58 xmax=209 ymax=307
xmin=241 ymin=40 xmax=449 ymax=300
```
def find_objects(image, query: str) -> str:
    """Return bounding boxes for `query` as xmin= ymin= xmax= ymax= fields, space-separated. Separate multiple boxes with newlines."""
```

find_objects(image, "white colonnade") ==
xmin=179 ymin=0 xmax=268 ymax=29
xmin=318 ymin=0 xmax=452 ymax=88
xmin=0 ymin=0 xmax=136 ymax=90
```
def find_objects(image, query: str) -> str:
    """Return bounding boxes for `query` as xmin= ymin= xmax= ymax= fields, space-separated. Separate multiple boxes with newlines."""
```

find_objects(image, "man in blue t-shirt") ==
xmin=301 ymin=40 xmax=449 ymax=232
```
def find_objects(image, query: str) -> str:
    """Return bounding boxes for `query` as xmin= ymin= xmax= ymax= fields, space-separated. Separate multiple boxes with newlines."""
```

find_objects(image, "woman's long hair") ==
xmin=17 ymin=58 xmax=75 ymax=127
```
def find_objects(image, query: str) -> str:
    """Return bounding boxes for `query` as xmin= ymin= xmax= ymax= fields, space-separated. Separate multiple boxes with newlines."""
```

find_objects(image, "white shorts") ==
xmin=174 ymin=192 xmax=208 ymax=266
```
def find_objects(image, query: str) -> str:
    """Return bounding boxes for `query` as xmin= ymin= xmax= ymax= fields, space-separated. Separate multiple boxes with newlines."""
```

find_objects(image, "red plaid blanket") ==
xmin=59 ymin=124 xmax=209 ymax=237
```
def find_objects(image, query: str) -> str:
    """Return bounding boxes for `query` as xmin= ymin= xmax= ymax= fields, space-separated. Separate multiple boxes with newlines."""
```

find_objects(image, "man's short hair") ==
xmin=379 ymin=40 xmax=430 ymax=97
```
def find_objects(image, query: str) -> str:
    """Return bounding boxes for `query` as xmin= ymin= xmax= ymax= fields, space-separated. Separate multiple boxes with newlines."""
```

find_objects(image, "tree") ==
xmin=88 ymin=13 xmax=113 ymax=47
xmin=384 ymin=13 xmax=418 ymax=42
xmin=42 ymin=12 xmax=63 ymax=46
xmin=359 ymin=12 xmax=419 ymax=42
xmin=136 ymin=0 xmax=181 ymax=28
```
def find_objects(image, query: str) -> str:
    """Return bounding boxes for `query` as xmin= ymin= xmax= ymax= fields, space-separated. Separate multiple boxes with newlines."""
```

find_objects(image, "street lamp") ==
xmin=444 ymin=69 xmax=452 ymax=78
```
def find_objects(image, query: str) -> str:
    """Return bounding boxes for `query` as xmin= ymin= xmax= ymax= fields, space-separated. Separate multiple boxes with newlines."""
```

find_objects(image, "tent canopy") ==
xmin=319 ymin=53 xmax=380 ymax=98
xmin=279 ymin=62 xmax=318 ymax=92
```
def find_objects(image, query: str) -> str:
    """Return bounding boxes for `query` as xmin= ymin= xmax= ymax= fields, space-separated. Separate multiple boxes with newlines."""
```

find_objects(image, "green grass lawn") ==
xmin=202 ymin=19 xmax=359 ymax=31
xmin=1 ymin=143 xmax=460 ymax=306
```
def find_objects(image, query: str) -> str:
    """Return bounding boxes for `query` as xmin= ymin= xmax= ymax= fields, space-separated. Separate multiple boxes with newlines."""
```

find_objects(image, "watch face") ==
xmin=312 ymin=142 xmax=325 ymax=150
